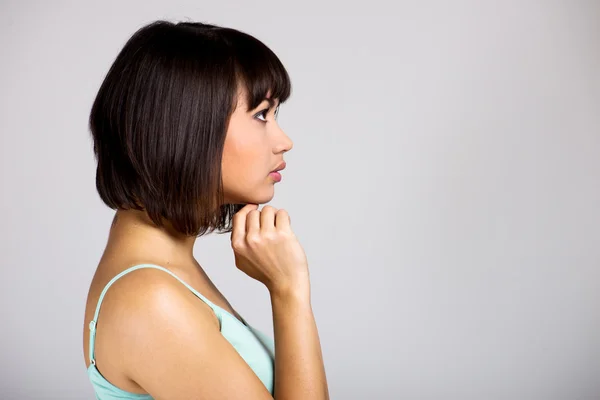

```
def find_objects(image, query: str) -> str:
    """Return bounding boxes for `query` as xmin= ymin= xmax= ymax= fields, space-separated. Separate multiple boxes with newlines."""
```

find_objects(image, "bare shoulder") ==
xmin=88 ymin=266 xmax=219 ymax=391
xmin=98 ymin=266 xmax=221 ymax=332
xmin=93 ymin=266 xmax=273 ymax=399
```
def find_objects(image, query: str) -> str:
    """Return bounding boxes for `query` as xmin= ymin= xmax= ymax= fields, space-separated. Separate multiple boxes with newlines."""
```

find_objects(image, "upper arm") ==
xmin=115 ymin=272 xmax=274 ymax=400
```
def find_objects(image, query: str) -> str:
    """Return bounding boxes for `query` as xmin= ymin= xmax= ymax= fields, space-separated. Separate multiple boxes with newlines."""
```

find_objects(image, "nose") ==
xmin=274 ymin=126 xmax=293 ymax=153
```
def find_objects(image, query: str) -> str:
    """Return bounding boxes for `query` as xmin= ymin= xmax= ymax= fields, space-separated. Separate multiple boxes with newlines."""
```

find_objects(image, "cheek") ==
xmin=222 ymin=131 xmax=264 ymax=181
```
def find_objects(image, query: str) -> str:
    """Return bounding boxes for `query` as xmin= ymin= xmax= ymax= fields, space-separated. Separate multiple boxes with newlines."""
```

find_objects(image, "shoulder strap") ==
xmin=88 ymin=263 xmax=218 ymax=366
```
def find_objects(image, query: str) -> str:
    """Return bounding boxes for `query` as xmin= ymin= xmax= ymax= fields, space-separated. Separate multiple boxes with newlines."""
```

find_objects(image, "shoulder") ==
xmin=93 ymin=265 xmax=221 ymax=370
xmin=98 ymin=265 xmax=221 ymax=333
xmin=94 ymin=265 xmax=273 ymax=398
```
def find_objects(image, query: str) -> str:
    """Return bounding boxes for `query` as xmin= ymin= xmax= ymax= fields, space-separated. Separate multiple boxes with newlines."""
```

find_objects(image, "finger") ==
xmin=275 ymin=209 xmax=291 ymax=232
xmin=246 ymin=208 xmax=261 ymax=237
xmin=260 ymin=206 xmax=277 ymax=234
xmin=231 ymin=204 xmax=258 ymax=244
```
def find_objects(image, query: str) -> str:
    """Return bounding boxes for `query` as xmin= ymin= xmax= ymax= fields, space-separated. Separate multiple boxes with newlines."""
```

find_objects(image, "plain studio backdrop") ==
xmin=1 ymin=1 xmax=599 ymax=399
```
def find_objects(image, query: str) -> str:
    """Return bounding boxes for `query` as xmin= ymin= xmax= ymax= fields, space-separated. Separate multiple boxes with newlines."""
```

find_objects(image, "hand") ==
xmin=230 ymin=204 xmax=309 ymax=297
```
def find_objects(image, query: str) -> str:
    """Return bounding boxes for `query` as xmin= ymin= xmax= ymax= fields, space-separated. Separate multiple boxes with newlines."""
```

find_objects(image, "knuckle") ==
xmin=263 ymin=231 xmax=278 ymax=242
xmin=246 ymin=234 xmax=262 ymax=246
xmin=279 ymin=230 xmax=293 ymax=239
xmin=231 ymin=239 xmax=245 ymax=250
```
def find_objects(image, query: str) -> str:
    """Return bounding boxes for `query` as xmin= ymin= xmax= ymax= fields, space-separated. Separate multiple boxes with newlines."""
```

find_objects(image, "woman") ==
xmin=83 ymin=20 xmax=329 ymax=399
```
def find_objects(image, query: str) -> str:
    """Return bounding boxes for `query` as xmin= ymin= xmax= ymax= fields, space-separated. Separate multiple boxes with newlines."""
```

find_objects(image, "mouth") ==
xmin=271 ymin=161 xmax=286 ymax=173
xmin=269 ymin=161 xmax=285 ymax=183
xmin=269 ymin=171 xmax=282 ymax=182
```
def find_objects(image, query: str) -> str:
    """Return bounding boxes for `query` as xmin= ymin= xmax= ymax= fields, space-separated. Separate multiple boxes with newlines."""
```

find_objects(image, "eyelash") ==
xmin=255 ymin=106 xmax=280 ymax=123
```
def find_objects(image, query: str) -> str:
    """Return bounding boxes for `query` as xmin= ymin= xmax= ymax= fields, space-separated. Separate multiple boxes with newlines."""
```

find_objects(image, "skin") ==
xmin=82 ymin=86 xmax=328 ymax=398
xmin=221 ymin=88 xmax=292 ymax=205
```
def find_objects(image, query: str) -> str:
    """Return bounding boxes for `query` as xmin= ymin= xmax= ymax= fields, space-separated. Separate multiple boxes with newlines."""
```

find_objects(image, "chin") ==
xmin=252 ymin=186 xmax=276 ymax=205
xmin=226 ymin=183 xmax=275 ymax=205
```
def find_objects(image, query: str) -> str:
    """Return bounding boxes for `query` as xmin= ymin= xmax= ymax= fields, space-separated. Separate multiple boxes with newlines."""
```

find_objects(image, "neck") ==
xmin=105 ymin=208 xmax=198 ymax=267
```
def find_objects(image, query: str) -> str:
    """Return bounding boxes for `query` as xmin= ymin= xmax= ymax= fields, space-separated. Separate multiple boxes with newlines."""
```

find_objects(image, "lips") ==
xmin=271 ymin=161 xmax=286 ymax=173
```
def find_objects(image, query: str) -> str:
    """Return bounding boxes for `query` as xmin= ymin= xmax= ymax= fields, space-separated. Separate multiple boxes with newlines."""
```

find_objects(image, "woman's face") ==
xmin=221 ymin=89 xmax=293 ymax=205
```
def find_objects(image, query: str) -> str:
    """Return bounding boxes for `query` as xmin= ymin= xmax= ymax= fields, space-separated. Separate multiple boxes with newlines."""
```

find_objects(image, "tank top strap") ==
xmin=88 ymin=263 xmax=219 ymax=366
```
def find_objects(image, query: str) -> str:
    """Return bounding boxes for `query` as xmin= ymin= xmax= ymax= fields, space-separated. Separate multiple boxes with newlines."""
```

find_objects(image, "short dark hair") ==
xmin=88 ymin=20 xmax=292 ymax=237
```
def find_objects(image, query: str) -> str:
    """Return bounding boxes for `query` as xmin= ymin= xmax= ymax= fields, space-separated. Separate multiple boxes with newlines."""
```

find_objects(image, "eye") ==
xmin=253 ymin=104 xmax=281 ymax=123
xmin=254 ymin=108 xmax=269 ymax=122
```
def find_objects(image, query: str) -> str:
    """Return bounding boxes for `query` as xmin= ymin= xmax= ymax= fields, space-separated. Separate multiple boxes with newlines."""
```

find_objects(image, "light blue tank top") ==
xmin=87 ymin=264 xmax=275 ymax=399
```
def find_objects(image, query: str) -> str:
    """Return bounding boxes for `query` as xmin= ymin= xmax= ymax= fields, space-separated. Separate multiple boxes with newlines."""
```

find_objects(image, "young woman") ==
xmin=83 ymin=20 xmax=329 ymax=399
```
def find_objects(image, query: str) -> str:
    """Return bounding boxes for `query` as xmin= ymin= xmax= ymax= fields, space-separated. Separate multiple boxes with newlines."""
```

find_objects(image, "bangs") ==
xmin=222 ymin=28 xmax=292 ymax=111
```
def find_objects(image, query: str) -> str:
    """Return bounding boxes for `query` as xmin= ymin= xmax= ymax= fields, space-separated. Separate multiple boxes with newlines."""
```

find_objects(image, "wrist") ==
xmin=269 ymin=280 xmax=310 ymax=304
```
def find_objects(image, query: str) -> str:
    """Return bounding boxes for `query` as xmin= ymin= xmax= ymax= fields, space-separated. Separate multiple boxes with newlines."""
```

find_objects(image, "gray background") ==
xmin=1 ymin=0 xmax=599 ymax=399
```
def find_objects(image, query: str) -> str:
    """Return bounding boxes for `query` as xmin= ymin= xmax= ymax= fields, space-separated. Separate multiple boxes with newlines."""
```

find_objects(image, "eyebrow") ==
xmin=248 ymin=98 xmax=280 ymax=113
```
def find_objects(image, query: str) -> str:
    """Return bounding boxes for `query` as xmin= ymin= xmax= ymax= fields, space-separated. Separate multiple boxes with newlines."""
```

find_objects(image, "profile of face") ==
xmin=221 ymin=89 xmax=294 ymax=205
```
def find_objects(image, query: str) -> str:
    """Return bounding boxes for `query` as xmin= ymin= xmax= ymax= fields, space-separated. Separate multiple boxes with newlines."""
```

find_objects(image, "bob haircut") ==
xmin=89 ymin=20 xmax=292 ymax=237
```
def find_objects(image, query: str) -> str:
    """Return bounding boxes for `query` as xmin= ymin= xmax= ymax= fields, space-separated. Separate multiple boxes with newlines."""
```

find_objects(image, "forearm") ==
xmin=270 ymin=290 xmax=329 ymax=400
